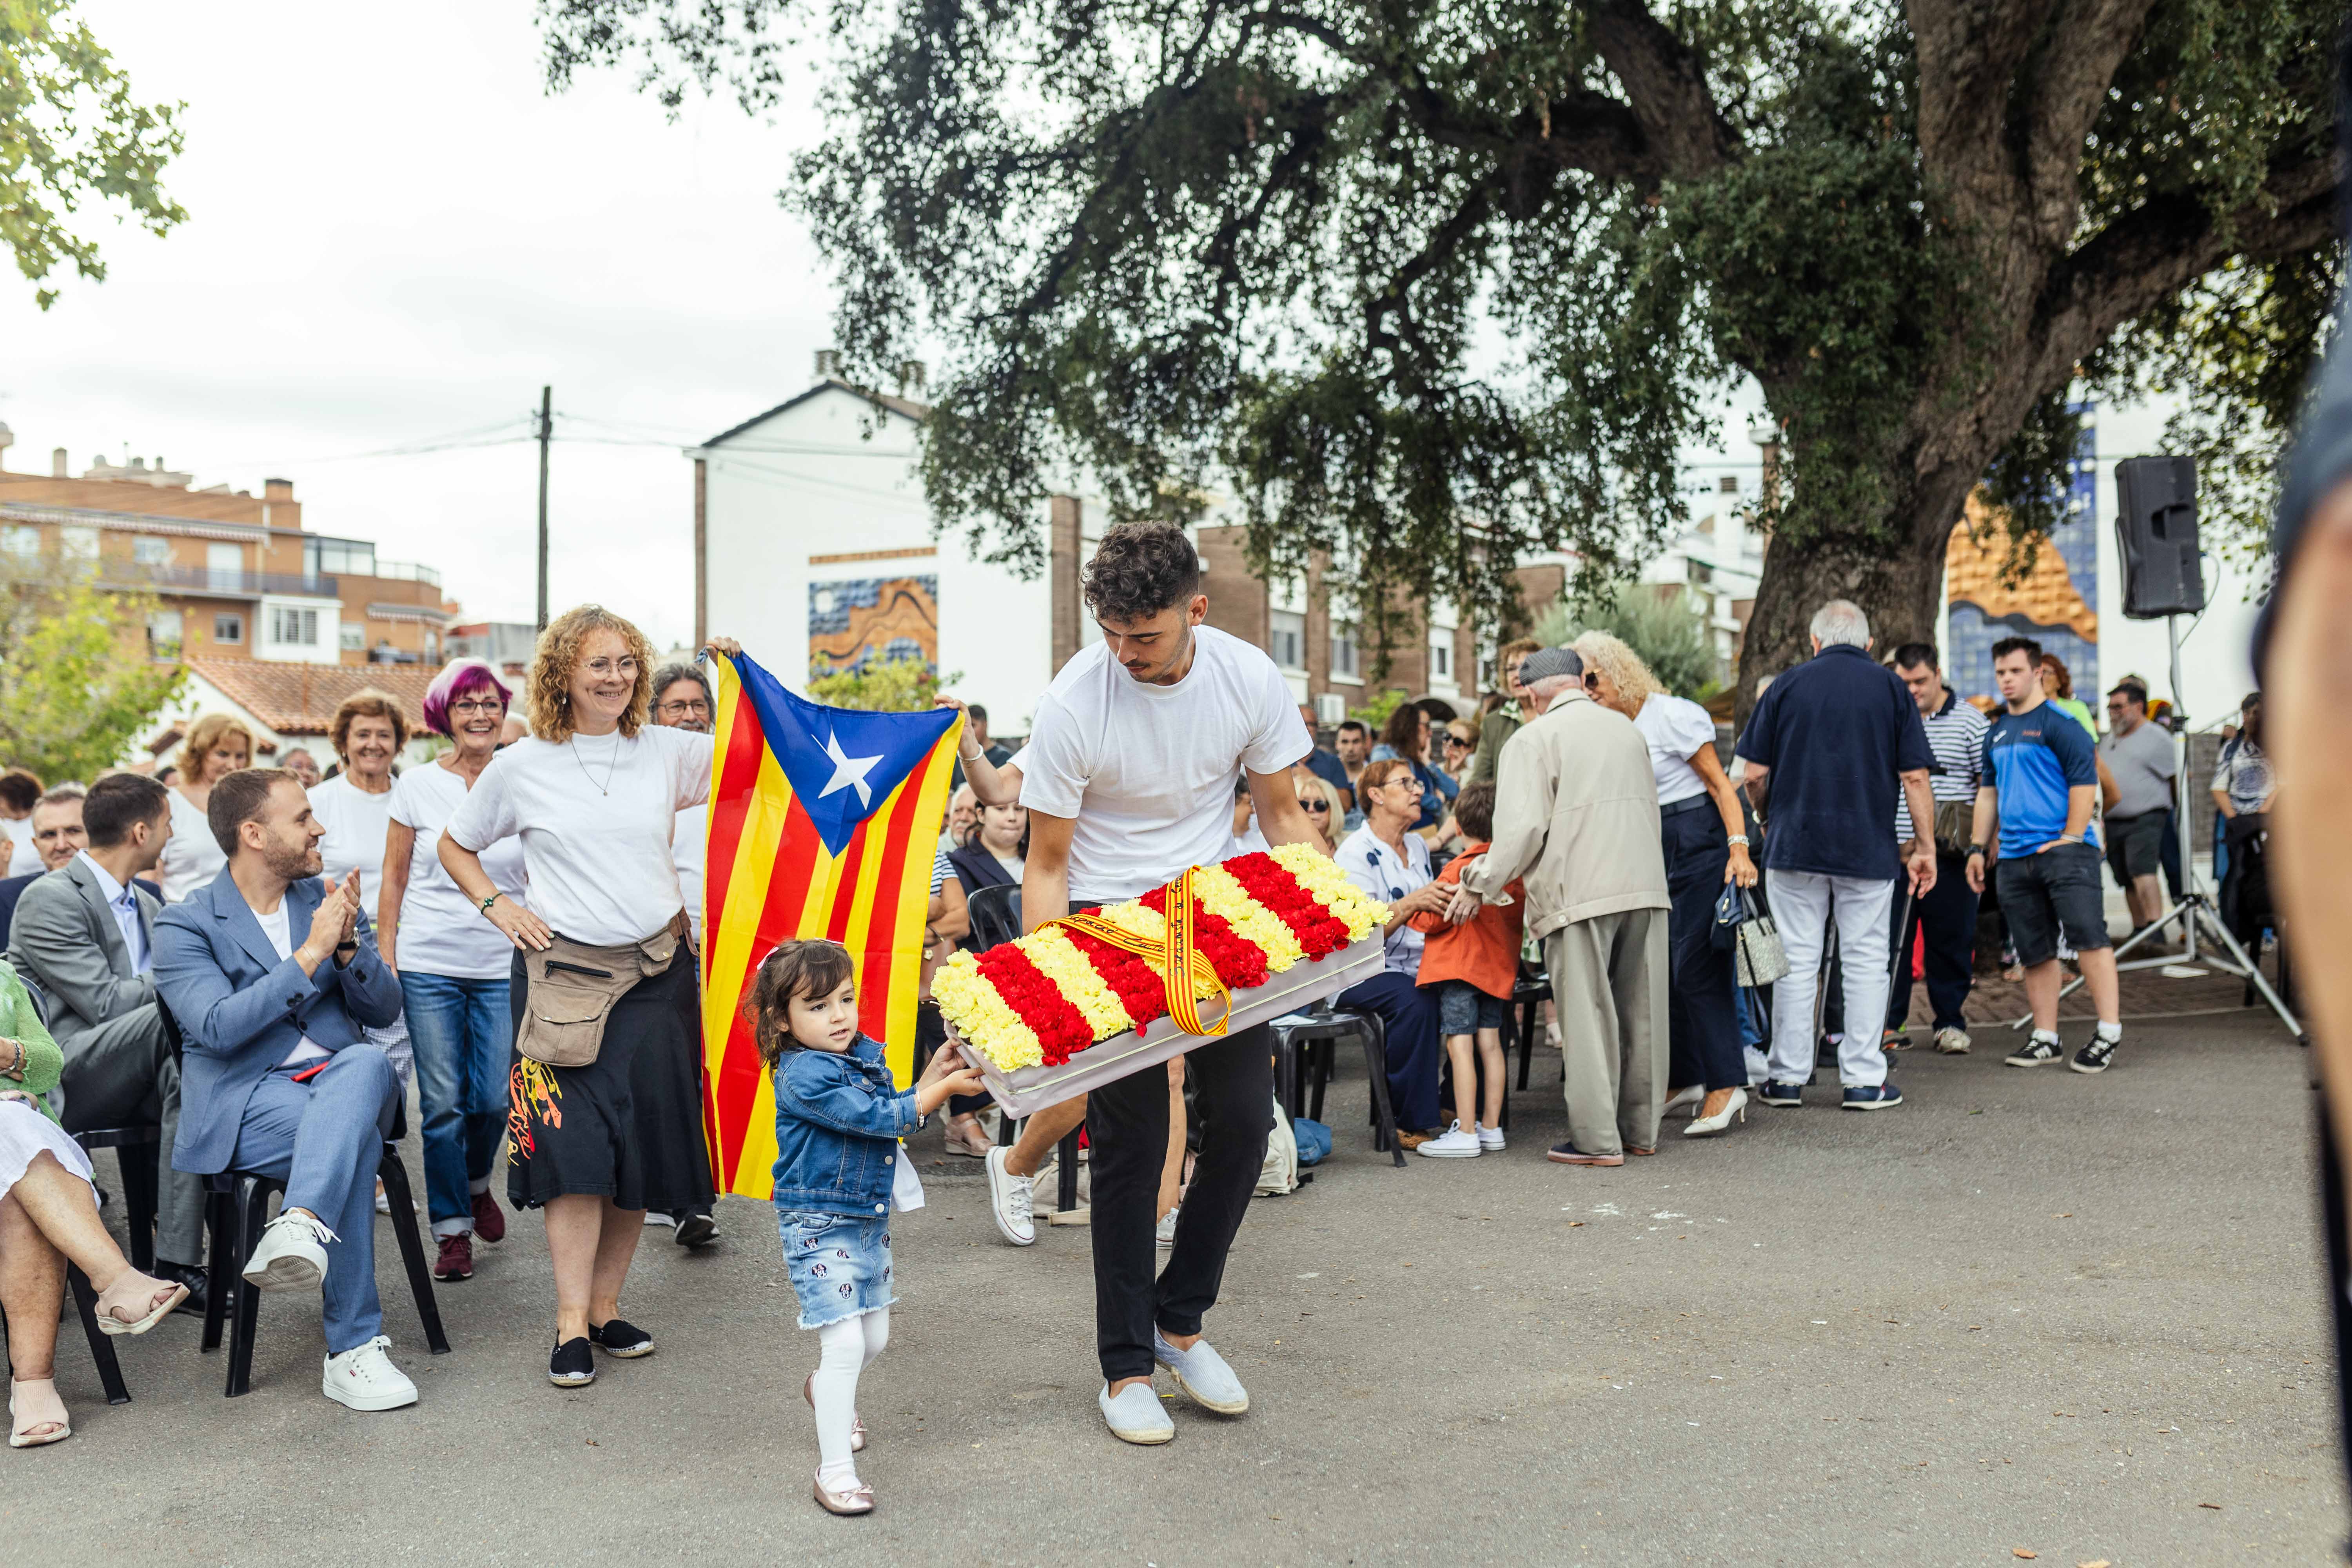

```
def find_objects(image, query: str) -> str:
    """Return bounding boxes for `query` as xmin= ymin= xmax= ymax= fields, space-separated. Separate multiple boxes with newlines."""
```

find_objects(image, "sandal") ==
xmin=812 ymin=1468 xmax=875 ymax=1515
xmin=95 ymin=1274 xmax=189 ymax=1337
xmin=8 ymin=1379 xmax=71 ymax=1448
xmin=941 ymin=1117 xmax=993 ymax=1159
xmin=804 ymin=1371 xmax=866 ymax=1451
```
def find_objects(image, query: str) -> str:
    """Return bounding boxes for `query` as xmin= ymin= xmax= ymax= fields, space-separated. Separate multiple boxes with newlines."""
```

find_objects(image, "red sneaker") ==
xmin=471 ymin=1189 xmax=505 ymax=1245
xmin=433 ymin=1233 xmax=474 ymax=1281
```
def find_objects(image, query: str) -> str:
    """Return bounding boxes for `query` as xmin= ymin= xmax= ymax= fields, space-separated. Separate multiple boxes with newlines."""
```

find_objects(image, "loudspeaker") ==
xmin=2115 ymin=456 xmax=2204 ymax=619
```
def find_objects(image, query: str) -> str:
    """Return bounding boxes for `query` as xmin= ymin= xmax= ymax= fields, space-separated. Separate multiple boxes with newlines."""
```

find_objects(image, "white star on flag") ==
xmin=818 ymin=729 xmax=885 ymax=809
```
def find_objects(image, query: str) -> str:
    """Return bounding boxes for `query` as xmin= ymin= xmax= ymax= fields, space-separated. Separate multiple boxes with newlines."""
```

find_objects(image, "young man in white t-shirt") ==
xmin=1011 ymin=522 xmax=1319 ymax=1445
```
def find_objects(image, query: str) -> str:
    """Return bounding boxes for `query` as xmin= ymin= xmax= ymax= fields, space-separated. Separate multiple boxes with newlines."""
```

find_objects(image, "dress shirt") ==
xmin=77 ymin=851 xmax=150 ymax=975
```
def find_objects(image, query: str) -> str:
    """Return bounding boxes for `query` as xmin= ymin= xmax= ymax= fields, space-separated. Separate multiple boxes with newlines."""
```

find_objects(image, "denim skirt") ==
xmin=776 ymin=1208 xmax=896 ymax=1329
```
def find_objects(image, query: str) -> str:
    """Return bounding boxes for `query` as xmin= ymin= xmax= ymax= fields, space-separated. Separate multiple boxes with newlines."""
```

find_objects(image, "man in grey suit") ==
xmin=154 ymin=768 xmax=416 ymax=1412
xmin=6 ymin=772 xmax=209 ymax=1307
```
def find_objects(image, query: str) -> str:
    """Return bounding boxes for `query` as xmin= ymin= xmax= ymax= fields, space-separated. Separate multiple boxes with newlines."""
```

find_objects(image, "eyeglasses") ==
xmin=1297 ymin=797 xmax=1330 ymax=814
xmin=656 ymin=699 xmax=711 ymax=718
xmin=1582 ymin=672 xmax=1600 ymax=688
xmin=449 ymin=698 xmax=505 ymax=717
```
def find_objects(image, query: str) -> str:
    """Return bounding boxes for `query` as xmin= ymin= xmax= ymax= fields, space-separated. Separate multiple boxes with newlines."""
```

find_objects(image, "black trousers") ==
xmin=1661 ymin=806 xmax=1744 ymax=1093
xmin=1087 ymin=1022 xmax=1272 ymax=1383
xmin=1885 ymin=850 xmax=1980 ymax=1033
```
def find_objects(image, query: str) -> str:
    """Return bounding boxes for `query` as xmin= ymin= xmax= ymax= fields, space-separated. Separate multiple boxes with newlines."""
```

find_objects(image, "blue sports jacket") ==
xmin=769 ymin=1034 xmax=917 ymax=1218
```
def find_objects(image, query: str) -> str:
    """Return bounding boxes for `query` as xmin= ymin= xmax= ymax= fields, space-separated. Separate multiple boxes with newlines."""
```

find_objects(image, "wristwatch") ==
xmin=1965 ymin=844 xmax=1987 ymax=858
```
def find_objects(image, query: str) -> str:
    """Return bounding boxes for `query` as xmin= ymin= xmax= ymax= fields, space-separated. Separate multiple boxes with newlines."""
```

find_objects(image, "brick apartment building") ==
xmin=0 ymin=429 xmax=461 ymax=670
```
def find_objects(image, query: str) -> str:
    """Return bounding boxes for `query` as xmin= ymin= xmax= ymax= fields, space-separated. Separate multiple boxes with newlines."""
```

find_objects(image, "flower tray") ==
xmin=945 ymin=931 xmax=1385 ymax=1117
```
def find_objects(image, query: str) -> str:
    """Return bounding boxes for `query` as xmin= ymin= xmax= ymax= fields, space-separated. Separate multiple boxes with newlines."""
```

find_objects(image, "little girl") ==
xmin=758 ymin=938 xmax=985 ymax=1515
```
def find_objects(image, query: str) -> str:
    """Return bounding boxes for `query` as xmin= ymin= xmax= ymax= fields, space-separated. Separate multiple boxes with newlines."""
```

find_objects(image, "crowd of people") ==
xmin=0 ymin=520 xmax=2281 ymax=1507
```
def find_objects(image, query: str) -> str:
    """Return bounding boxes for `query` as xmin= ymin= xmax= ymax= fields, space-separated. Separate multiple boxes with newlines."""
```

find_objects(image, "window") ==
xmin=206 ymin=543 xmax=243 ymax=590
xmin=1719 ymin=474 xmax=1740 ymax=494
xmin=271 ymin=606 xmax=319 ymax=646
xmin=340 ymin=622 xmax=365 ymax=652
xmin=59 ymin=526 xmax=98 ymax=566
xmin=147 ymin=609 xmax=183 ymax=659
xmin=304 ymin=537 xmax=376 ymax=577
xmin=2 ymin=526 xmax=38 ymax=559
xmin=1428 ymin=634 xmax=1452 ymax=681
xmin=1329 ymin=621 xmax=1360 ymax=681
xmin=132 ymin=536 xmax=173 ymax=566
xmin=213 ymin=613 xmax=243 ymax=644
xmin=1268 ymin=610 xmax=1305 ymax=671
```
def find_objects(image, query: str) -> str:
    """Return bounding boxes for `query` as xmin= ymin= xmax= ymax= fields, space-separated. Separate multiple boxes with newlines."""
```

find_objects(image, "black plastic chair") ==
xmin=966 ymin=884 xmax=1024 ymax=952
xmin=1508 ymin=969 xmax=1553 ymax=1090
xmin=72 ymin=1127 xmax=161 ymax=1273
xmin=1270 ymin=1001 xmax=1403 ymax=1167
xmin=199 ymin=1099 xmax=449 ymax=1398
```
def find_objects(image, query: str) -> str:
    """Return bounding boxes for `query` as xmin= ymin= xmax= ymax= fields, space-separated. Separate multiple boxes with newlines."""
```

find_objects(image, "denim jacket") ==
xmin=770 ymin=1034 xmax=917 ymax=1218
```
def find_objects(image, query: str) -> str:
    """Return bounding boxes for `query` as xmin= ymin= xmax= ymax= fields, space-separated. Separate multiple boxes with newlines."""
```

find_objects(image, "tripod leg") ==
xmin=2193 ymin=907 xmax=2303 ymax=1037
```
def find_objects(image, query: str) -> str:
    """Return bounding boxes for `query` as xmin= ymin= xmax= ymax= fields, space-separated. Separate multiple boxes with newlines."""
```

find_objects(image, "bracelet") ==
xmin=1726 ymin=834 xmax=1750 ymax=847
xmin=478 ymin=892 xmax=501 ymax=914
xmin=1966 ymin=845 xmax=1987 ymax=858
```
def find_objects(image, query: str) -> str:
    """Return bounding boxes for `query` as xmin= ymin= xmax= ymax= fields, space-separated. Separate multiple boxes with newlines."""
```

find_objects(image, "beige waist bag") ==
xmin=517 ymin=928 xmax=681 ymax=1069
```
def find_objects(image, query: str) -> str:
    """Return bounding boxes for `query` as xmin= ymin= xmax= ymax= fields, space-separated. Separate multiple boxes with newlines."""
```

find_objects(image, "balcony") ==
xmin=372 ymin=560 xmax=440 ymax=586
xmin=104 ymin=564 xmax=338 ymax=600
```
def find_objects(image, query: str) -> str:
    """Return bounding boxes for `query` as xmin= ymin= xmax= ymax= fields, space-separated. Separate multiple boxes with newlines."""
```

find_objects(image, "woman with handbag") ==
xmin=438 ymin=606 xmax=720 ymax=1388
xmin=1573 ymin=633 xmax=1757 ymax=1138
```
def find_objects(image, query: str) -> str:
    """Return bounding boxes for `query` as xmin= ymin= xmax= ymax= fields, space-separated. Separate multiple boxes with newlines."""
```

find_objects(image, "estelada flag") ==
xmin=701 ymin=649 xmax=962 ymax=1200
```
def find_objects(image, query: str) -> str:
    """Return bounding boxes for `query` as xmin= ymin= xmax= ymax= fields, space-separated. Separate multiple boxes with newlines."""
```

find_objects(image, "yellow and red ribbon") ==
xmin=1052 ymin=866 xmax=1229 ymax=1038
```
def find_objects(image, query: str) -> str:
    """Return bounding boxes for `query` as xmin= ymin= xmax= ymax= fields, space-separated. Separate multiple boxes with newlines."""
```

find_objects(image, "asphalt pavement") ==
xmin=9 ymin=1004 xmax=2341 ymax=1566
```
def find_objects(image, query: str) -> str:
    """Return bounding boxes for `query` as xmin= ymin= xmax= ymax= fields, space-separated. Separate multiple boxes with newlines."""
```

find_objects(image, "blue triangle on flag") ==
xmin=727 ymin=652 xmax=959 ymax=857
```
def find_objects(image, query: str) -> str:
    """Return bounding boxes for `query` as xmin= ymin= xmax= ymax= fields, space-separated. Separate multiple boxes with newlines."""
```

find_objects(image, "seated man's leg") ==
xmin=57 ymin=1003 xmax=207 ymax=1267
xmin=242 ymin=1049 xmax=400 ymax=1354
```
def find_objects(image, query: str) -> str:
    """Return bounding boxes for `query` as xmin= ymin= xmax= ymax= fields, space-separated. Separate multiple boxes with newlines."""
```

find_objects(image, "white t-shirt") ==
xmin=309 ymin=774 xmax=398 ymax=915
xmin=387 ymin=762 xmax=531 ymax=980
xmin=1018 ymin=627 xmax=1311 ymax=904
xmin=675 ymin=802 xmax=707 ymax=947
xmin=1634 ymin=693 xmax=1718 ymax=806
xmin=250 ymin=898 xmax=327 ymax=1067
xmin=445 ymin=726 xmax=712 ymax=946
xmin=158 ymin=788 xmax=226 ymax=904
xmin=3 ymin=817 xmax=37 ymax=878
xmin=1335 ymin=824 xmax=1432 ymax=976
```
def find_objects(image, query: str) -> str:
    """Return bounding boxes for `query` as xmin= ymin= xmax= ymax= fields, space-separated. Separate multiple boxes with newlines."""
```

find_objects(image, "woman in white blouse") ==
xmin=439 ymin=606 xmax=716 ymax=1390
xmin=1331 ymin=759 xmax=1452 ymax=1142
xmin=1573 ymin=632 xmax=1755 ymax=1138
xmin=381 ymin=661 xmax=530 ymax=1285
xmin=309 ymin=692 xmax=414 ymax=1092
xmin=156 ymin=713 xmax=252 ymax=902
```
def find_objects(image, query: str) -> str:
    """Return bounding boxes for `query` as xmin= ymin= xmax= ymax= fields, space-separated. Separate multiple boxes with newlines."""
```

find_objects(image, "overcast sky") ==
xmin=0 ymin=0 xmax=841 ymax=650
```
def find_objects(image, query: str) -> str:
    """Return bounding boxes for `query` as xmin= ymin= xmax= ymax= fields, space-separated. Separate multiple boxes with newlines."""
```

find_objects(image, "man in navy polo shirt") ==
xmin=1735 ymin=600 xmax=1936 ymax=1110
xmin=1964 ymin=635 xmax=2123 ymax=1073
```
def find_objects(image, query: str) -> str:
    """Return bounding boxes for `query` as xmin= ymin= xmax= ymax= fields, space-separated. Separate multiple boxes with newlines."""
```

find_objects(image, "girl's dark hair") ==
xmin=1379 ymin=701 xmax=1424 ymax=758
xmin=748 ymin=939 xmax=859 ymax=1066
xmin=1452 ymin=780 xmax=1497 ymax=842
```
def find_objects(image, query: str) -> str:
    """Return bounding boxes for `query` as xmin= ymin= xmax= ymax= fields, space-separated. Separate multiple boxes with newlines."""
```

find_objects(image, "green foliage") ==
xmin=804 ymin=657 xmax=961 ymax=713
xmin=1348 ymin=687 xmax=1410 ymax=729
xmin=1 ymin=0 xmax=185 ymax=308
xmin=0 ymin=548 xmax=185 ymax=780
xmin=1535 ymin=585 xmax=1722 ymax=701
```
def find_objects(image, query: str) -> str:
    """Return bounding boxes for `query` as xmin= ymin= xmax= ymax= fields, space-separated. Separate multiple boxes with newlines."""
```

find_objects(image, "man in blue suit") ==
xmin=154 ymin=768 xmax=416 ymax=1412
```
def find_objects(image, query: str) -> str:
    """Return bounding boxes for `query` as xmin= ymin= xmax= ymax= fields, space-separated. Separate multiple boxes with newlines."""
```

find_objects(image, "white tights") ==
xmin=813 ymin=1308 xmax=890 ymax=1481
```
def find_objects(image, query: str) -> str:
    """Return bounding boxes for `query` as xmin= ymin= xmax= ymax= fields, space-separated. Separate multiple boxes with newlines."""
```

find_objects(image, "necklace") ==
xmin=572 ymin=732 xmax=620 ymax=796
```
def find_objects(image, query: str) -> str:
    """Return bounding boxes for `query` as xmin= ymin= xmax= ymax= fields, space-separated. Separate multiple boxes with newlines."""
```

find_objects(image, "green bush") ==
xmin=1535 ymin=586 xmax=1723 ymax=701
xmin=806 ymin=655 xmax=962 ymax=712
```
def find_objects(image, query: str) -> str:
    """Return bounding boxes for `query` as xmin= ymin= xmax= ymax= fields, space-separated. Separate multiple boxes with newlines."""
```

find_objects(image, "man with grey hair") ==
xmin=1735 ymin=602 xmax=1937 ymax=1110
xmin=1454 ymin=646 xmax=1671 ymax=1165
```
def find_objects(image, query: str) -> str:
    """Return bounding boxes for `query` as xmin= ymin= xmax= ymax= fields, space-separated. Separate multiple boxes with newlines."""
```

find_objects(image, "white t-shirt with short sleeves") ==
xmin=445 ymin=726 xmax=712 ymax=947
xmin=250 ymin=898 xmax=327 ymax=1067
xmin=1634 ymin=692 xmax=1719 ymax=807
xmin=1018 ymin=627 xmax=1311 ymax=904
xmin=388 ymin=762 xmax=531 ymax=980
xmin=309 ymin=774 xmax=398 ymax=915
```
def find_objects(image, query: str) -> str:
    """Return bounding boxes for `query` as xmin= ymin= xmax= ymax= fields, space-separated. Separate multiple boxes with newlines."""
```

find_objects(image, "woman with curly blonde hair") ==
xmin=1570 ymin=630 xmax=1757 ymax=1139
xmin=438 ymin=606 xmax=727 ymax=1386
xmin=157 ymin=711 xmax=255 ymax=902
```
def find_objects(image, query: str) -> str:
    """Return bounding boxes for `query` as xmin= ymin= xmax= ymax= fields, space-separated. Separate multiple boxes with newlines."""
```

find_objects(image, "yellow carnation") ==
xmin=1269 ymin=841 xmax=1388 ymax=942
xmin=1023 ymin=927 xmax=1134 ymax=1041
xmin=929 ymin=955 xmax=1043 ymax=1071
xmin=1193 ymin=863 xmax=1306 ymax=971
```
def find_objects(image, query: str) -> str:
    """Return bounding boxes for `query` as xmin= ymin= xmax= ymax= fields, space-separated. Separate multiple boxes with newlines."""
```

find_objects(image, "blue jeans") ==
xmin=401 ymin=971 xmax=512 ymax=1238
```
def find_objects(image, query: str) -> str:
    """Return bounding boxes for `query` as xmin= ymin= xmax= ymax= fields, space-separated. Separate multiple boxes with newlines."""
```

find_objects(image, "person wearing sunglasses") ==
xmin=1291 ymin=775 xmax=1344 ymax=855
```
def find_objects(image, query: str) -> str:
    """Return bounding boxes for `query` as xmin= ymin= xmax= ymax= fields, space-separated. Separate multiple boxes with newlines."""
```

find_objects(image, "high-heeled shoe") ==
xmin=1684 ymin=1087 xmax=1748 ymax=1138
xmin=9 ymin=1379 xmax=71 ymax=1448
xmin=1661 ymin=1085 xmax=1707 ymax=1118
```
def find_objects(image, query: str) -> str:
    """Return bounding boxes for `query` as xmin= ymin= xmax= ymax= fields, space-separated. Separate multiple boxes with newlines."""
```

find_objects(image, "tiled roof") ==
xmin=1944 ymin=490 xmax=2099 ymax=642
xmin=185 ymin=658 xmax=436 ymax=735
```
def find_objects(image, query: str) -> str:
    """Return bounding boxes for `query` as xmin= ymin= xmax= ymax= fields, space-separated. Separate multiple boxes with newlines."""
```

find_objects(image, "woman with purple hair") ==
xmin=380 ymin=659 xmax=530 ymax=1283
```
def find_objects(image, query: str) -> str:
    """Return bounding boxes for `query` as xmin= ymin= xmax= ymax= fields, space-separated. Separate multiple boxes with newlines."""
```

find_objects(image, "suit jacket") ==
xmin=6 ymin=859 xmax=162 ymax=1054
xmin=0 ymin=873 xmax=36 ymax=953
xmin=1460 ymin=688 xmax=1668 ymax=940
xmin=153 ymin=871 xmax=403 ymax=1176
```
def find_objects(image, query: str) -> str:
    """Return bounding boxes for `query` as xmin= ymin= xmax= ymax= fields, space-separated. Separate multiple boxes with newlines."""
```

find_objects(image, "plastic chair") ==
xmin=1508 ymin=969 xmax=1553 ymax=1089
xmin=72 ymin=1127 xmax=161 ymax=1272
xmin=1270 ymin=1001 xmax=1403 ymax=1167
xmin=199 ymin=1099 xmax=450 ymax=1398
xmin=966 ymin=884 xmax=1023 ymax=952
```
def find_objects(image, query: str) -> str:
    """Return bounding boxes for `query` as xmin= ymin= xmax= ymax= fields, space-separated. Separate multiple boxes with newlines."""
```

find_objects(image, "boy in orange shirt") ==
xmin=1408 ymin=782 xmax=1525 ymax=1157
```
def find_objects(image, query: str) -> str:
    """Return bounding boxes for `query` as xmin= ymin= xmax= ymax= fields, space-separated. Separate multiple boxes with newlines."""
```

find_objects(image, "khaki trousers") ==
xmin=1542 ymin=908 xmax=1668 ymax=1157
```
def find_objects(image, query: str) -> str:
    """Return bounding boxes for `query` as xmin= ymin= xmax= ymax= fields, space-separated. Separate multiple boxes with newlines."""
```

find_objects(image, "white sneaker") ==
xmin=243 ymin=1209 xmax=337 ymax=1292
xmin=1416 ymin=1120 xmax=1482 ymax=1158
xmin=985 ymin=1145 xmax=1035 ymax=1247
xmin=1156 ymin=1207 xmax=1179 ymax=1248
xmin=1933 ymin=1027 xmax=1972 ymax=1055
xmin=642 ymin=1211 xmax=678 ymax=1229
xmin=1475 ymin=1122 xmax=1506 ymax=1152
xmin=322 ymin=1335 xmax=417 ymax=1412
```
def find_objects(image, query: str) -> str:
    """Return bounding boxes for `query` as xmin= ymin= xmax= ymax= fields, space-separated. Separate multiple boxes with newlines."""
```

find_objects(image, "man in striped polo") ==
xmin=1887 ymin=644 xmax=1991 ymax=1054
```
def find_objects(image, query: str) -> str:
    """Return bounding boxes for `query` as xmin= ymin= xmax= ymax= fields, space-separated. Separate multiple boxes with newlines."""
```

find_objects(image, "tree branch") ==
xmin=1584 ymin=0 xmax=1740 ymax=178
xmin=2022 ymin=0 xmax=2160 ymax=241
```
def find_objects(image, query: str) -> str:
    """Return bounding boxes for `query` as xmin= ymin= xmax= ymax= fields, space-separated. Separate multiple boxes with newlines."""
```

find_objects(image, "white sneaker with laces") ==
xmin=1416 ymin=1121 xmax=1483 ymax=1158
xmin=1155 ymin=1207 xmax=1179 ymax=1247
xmin=1475 ymin=1122 xmax=1505 ymax=1152
xmin=985 ymin=1145 xmax=1035 ymax=1247
xmin=322 ymin=1335 xmax=417 ymax=1411
xmin=243 ymin=1209 xmax=337 ymax=1292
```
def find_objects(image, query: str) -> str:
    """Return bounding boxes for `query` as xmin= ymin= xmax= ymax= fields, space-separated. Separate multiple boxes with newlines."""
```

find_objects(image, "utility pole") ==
xmin=535 ymin=385 xmax=552 ymax=630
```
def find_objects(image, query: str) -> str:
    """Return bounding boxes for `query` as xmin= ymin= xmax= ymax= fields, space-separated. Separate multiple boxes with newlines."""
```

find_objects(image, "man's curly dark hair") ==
xmin=1082 ymin=522 xmax=1201 ymax=623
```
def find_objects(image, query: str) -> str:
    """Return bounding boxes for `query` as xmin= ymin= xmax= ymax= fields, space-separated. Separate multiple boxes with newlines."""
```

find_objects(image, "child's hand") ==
xmin=916 ymin=1066 xmax=989 ymax=1118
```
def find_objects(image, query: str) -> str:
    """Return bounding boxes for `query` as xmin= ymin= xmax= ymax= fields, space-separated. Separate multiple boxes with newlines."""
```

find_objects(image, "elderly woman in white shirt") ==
xmin=1573 ymin=632 xmax=1755 ymax=1138
xmin=156 ymin=712 xmax=253 ymax=902
xmin=440 ymin=606 xmax=718 ymax=1389
xmin=1331 ymin=758 xmax=1452 ymax=1141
